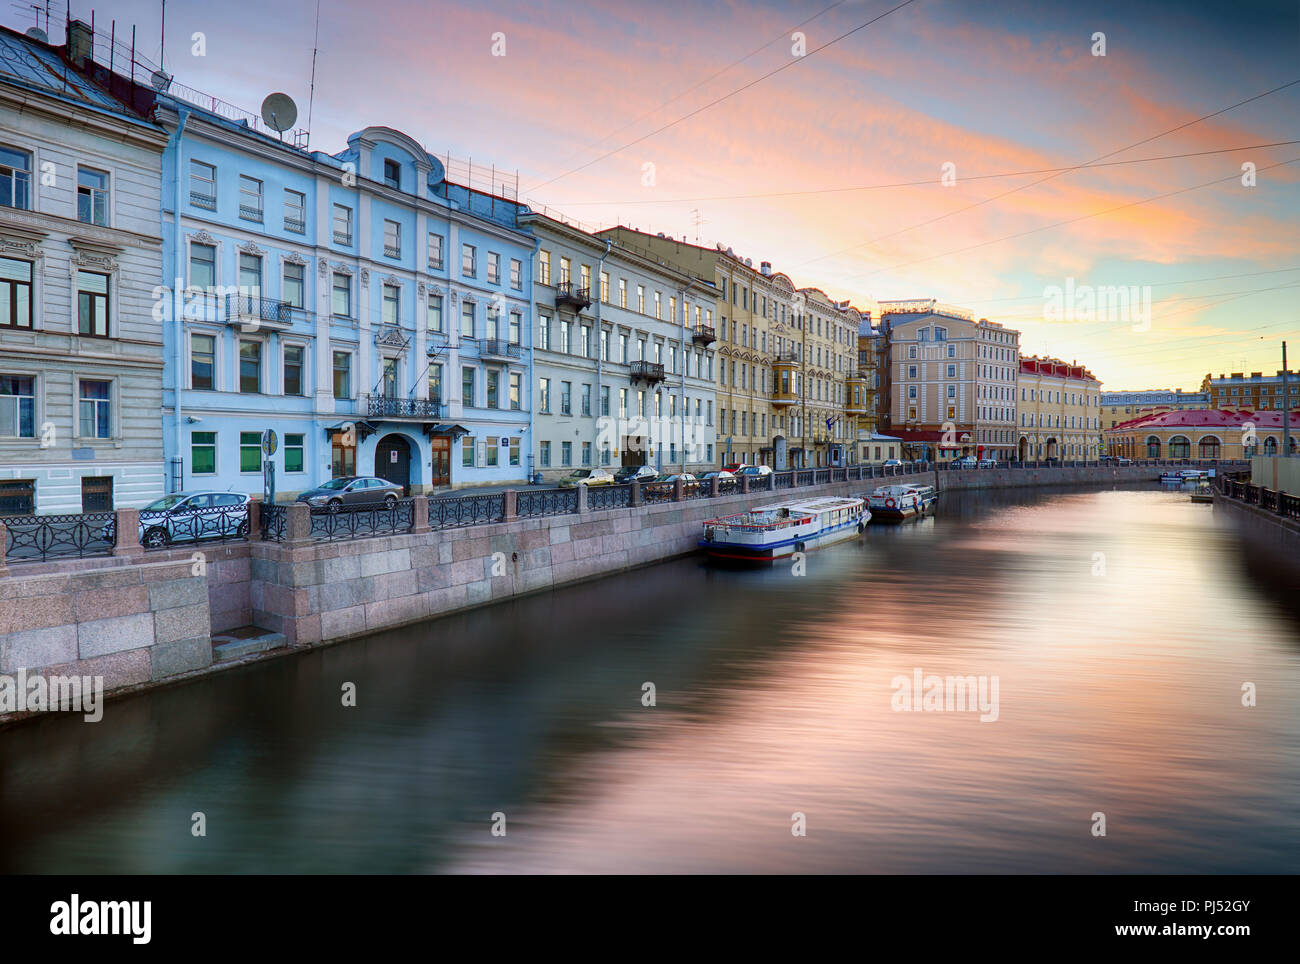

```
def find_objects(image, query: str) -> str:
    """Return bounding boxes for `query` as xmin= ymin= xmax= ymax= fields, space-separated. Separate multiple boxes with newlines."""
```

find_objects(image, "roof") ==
xmin=0 ymin=24 xmax=153 ymax=126
xmin=1106 ymin=408 xmax=1300 ymax=433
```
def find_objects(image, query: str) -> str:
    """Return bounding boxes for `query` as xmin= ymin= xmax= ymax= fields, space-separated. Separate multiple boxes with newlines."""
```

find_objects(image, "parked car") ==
xmin=103 ymin=491 xmax=251 ymax=549
xmin=700 ymin=470 xmax=736 ymax=480
xmin=558 ymin=467 xmax=616 ymax=487
xmin=1116 ymin=457 xmax=1132 ymax=466
xmin=296 ymin=476 xmax=403 ymax=512
xmin=738 ymin=465 xmax=773 ymax=478
xmin=882 ymin=459 xmax=903 ymax=468
xmin=613 ymin=465 xmax=658 ymax=484
xmin=655 ymin=473 xmax=701 ymax=491
xmin=951 ymin=455 xmax=978 ymax=469
xmin=1044 ymin=457 xmax=1060 ymax=465
xmin=722 ymin=463 xmax=748 ymax=474
xmin=977 ymin=458 xmax=998 ymax=468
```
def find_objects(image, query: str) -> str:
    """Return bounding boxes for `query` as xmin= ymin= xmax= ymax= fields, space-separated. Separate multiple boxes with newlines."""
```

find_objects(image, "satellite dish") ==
xmin=260 ymin=92 xmax=298 ymax=133
xmin=151 ymin=70 xmax=173 ymax=92
xmin=24 ymin=27 xmax=48 ymax=42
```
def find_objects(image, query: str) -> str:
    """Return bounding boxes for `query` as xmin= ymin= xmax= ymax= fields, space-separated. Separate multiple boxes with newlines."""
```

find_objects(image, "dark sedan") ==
xmin=295 ymin=477 xmax=404 ymax=512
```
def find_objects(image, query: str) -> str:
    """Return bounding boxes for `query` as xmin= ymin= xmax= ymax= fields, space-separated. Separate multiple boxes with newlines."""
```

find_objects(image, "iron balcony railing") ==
xmin=190 ymin=191 xmax=217 ymax=211
xmin=365 ymin=395 xmax=445 ymax=419
xmin=629 ymin=360 xmax=666 ymax=383
xmin=333 ymin=230 xmax=352 ymax=246
xmin=692 ymin=325 xmax=716 ymax=345
xmin=284 ymin=216 xmax=306 ymax=234
xmin=480 ymin=338 xmax=522 ymax=360
xmin=555 ymin=281 xmax=592 ymax=310
xmin=225 ymin=294 xmax=313 ymax=327
xmin=384 ymin=244 xmax=401 ymax=259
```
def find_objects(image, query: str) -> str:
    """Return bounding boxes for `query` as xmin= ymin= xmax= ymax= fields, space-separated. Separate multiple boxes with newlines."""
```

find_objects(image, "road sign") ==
xmin=261 ymin=429 xmax=278 ymax=456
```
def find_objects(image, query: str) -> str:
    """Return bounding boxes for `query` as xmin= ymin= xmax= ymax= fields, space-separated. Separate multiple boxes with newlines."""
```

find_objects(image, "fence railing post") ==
xmin=285 ymin=503 xmax=312 ymax=546
xmin=112 ymin=508 xmax=142 ymax=558
xmin=630 ymin=480 xmax=643 ymax=507
xmin=246 ymin=500 xmax=262 ymax=539
xmin=672 ymin=479 xmax=684 ymax=502
xmin=0 ymin=519 xmax=7 ymax=577
xmin=577 ymin=484 xmax=589 ymax=514
xmin=710 ymin=476 xmax=720 ymax=497
xmin=741 ymin=474 xmax=751 ymax=495
xmin=413 ymin=495 xmax=431 ymax=532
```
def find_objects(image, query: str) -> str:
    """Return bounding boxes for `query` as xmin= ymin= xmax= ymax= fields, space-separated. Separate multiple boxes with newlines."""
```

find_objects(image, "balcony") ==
xmin=284 ymin=216 xmax=306 ymax=234
xmin=224 ymin=294 xmax=313 ymax=329
xmin=555 ymin=280 xmax=592 ymax=311
xmin=239 ymin=204 xmax=263 ymax=223
xmin=480 ymin=338 xmax=523 ymax=361
xmin=629 ymin=360 xmax=665 ymax=384
xmin=365 ymin=395 xmax=445 ymax=420
xmin=384 ymin=244 xmax=401 ymax=259
xmin=772 ymin=351 xmax=800 ymax=367
xmin=333 ymin=230 xmax=352 ymax=246
xmin=190 ymin=191 xmax=216 ymax=211
xmin=692 ymin=325 xmax=716 ymax=346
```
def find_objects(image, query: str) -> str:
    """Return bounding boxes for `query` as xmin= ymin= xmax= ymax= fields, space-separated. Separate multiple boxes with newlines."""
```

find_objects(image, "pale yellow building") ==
xmin=1016 ymin=356 xmax=1103 ymax=460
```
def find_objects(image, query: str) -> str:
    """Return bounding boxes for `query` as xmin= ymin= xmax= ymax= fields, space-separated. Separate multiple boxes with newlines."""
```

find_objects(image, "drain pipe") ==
xmin=170 ymin=107 xmax=190 ymax=493
xmin=593 ymin=237 xmax=612 ymax=468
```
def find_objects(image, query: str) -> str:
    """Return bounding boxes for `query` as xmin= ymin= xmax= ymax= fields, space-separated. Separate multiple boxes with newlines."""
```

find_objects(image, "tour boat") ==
xmin=866 ymin=484 xmax=938 ymax=522
xmin=699 ymin=497 xmax=869 ymax=562
xmin=1160 ymin=468 xmax=1212 ymax=484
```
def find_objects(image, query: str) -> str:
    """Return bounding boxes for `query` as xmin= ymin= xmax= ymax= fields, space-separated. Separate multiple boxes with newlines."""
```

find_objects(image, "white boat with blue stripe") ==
xmin=699 ymin=496 xmax=869 ymax=562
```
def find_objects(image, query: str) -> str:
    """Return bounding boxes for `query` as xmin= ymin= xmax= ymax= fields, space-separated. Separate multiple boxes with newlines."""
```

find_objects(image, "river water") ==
xmin=2 ymin=484 xmax=1297 ymax=873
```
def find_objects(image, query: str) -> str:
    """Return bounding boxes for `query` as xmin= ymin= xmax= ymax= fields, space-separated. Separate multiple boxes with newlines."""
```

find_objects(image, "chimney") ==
xmin=760 ymin=261 xmax=772 ymax=276
xmin=67 ymin=19 xmax=94 ymax=70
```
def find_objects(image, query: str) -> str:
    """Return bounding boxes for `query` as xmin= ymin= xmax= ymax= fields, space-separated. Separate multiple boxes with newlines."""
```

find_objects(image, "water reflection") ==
xmin=1 ymin=485 xmax=1297 ymax=873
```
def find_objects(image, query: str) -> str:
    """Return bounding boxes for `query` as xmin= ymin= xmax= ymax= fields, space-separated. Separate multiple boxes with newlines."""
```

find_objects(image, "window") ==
xmin=240 ymin=431 xmax=263 ymax=472
xmin=285 ymin=433 xmax=305 ymax=473
xmin=283 ymin=189 xmax=306 ymax=233
xmin=908 ymin=365 xmax=917 ymax=379
xmin=540 ymin=441 xmax=551 ymax=467
xmin=239 ymin=253 xmax=262 ymax=299
xmin=333 ymin=204 xmax=352 ymax=245
xmin=382 ymin=283 xmax=401 ymax=325
xmin=462 ymin=243 xmax=477 ymax=277
xmin=462 ymin=435 xmax=475 ymax=468
xmin=560 ymin=257 xmax=571 ymax=284
xmin=488 ymin=252 xmax=500 ymax=284
xmin=539 ymin=377 xmax=550 ymax=413
xmin=509 ymin=437 xmax=521 ymax=466
xmin=74 ymin=379 xmax=111 ymax=438
xmin=284 ymin=345 xmax=304 ymax=395
xmin=561 ymin=441 xmax=572 ymax=466
xmin=0 ymin=375 xmax=35 ymax=437
xmin=382 ymin=358 xmax=398 ymax=398
xmin=77 ymin=272 xmax=109 ymax=337
xmin=908 ymin=346 xmax=917 ymax=359
xmin=283 ymin=262 xmax=305 ymax=309
xmin=947 ymin=364 xmax=956 ymax=378
xmin=561 ymin=380 xmax=572 ymax=415
xmin=559 ymin=319 xmax=570 ymax=353
xmin=600 ymin=386 xmax=610 ymax=416
xmin=462 ymin=367 xmax=475 ymax=408
xmin=383 ymin=158 xmax=401 ymax=190
xmin=619 ymin=278 xmax=627 ymax=307
xmin=947 ymin=344 xmax=955 ymax=358
xmin=239 ymin=340 xmax=261 ymax=393
xmin=460 ymin=301 xmax=475 ymax=338
xmin=191 ymin=334 xmax=215 ymax=390
xmin=509 ymin=372 xmax=521 ymax=410
xmin=581 ymin=383 xmax=591 ymax=416
xmin=538 ymin=249 xmax=551 ymax=285
xmin=538 ymin=315 xmax=550 ymax=351
xmin=654 ymin=291 xmax=661 ymax=319
xmin=239 ymin=175 xmax=263 ymax=221
xmin=510 ymin=258 xmax=522 ymax=289
xmin=429 ymin=365 xmax=443 ymax=402
xmin=429 ymin=232 xmax=445 ymax=270
xmin=383 ymin=219 xmax=401 ymax=258
xmin=600 ymin=271 xmax=610 ymax=302
xmin=189 ymin=159 xmax=215 ymax=210
xmin=332 ymin=272 xmax=351 ymax=318
xmin=509 ymin=310 xmax=521 ymax=345
xmin=77 ymin=167 xmax=109 ymax=225
xmin=486 ymin=436 xmax=499 ymax=467
xmin=0 ymin=257 xmax=32 ymax=329
xmin=189 ymin=243 xmax=215 ymax=290
xmin=191 ymin=431 xmax=217 ymax=474
xmin=637 ymin=285 xmax=645 ymax=313
xmin=427 ymin=294 xmax=444 ymax=333
xmin=582 ymin=441 xmax=592 ymax=466
xmin=486 ymin=370 xmax=499 ymax=409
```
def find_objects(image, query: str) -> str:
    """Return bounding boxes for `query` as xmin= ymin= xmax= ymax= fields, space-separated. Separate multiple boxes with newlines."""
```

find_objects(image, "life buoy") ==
xmin=884 ymin=497 xmax=897 ymax=508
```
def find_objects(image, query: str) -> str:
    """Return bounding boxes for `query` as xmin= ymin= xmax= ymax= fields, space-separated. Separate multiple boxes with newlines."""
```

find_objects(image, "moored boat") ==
xmin=867 ymin=484 xmax=938 ymax=522
xmin=1160 ymin=468 xmax=1212 ymax=484
xmin=699 ymin=497 xmax=868 ymax=562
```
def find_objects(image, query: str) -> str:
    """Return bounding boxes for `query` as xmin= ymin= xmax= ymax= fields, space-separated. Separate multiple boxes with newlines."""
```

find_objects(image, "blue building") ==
xmin=155 ymin=92 xmax=535 ymax=497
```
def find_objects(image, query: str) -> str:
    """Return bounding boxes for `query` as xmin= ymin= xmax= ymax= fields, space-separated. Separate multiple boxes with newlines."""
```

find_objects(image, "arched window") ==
xmin=1169 ymin=435 xmax=1191 ymax=458
xmin=1198 ymin=436 xmax=1221 ymax=459
xmin=1146 ymin=435 xmax=1161 ymax=458
xmin=1264 ymin=436 xmax=1278 ymax=455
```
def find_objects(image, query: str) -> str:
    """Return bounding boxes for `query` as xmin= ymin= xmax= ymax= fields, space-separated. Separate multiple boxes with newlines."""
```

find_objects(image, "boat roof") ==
xmin=871 ymin=484 xmax=933 ymax=495
xmin=749 ymin=497 xmax=863 ymax=513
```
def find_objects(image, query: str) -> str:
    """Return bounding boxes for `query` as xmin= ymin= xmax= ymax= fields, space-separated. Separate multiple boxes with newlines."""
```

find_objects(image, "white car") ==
xmin=977 ymin=458 xmax=998 ymax=468
xmin=700 ymin=470 xmax=736 ymax=480
xmin=558 ymin=467 xmax=616 ymax=487
xmin=738 ymin=465 xmax=773 ymax=478
xmin=104 ymin=491 xmax=251 ymax=549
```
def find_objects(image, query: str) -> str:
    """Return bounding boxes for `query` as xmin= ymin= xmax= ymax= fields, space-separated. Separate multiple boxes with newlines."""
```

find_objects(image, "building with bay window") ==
xmin=0 ymin=21 xmax=168 ymax=514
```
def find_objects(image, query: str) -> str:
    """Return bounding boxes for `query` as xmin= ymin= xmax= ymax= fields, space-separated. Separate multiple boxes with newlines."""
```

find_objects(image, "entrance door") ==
xmin=332 ymin=436 xmax=356 ymax=478
xmin=81 ymin=475 xmax=113 ymax=512
xmin=375 ymin=434 xmax=412 ymax=494
xmin=431 ymin=436 xmax=451 ymax=487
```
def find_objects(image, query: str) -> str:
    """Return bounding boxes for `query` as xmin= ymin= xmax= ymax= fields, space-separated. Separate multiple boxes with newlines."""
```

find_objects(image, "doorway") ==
xmin=431 ymin=436 xmax=451 ymax=487
xmin=81 ymin=475 xmax=113 ymax=512
xmin=375 ymin=434 xmax=412 ymax=495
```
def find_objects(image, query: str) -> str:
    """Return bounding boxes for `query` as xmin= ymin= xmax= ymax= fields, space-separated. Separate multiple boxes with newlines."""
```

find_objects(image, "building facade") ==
xmin=1200 ymin=370 xmax=1298 ymax=412
xmin=1105 ymin=408 xmax=1298 ymax=460
xmin=1016 ymin=356 xmax=1103 ymax=460
xmin=156 ymin=93 xmax=536 ymax=497
xmin=880 ymin=301 xmax=1021 ymax=461
xmin=0 ymin=22 xmax=168 ymax=514
xmin=524 ymin=215 xmax=717 ymax=479
xmin=1101 ymin=388 xmax=1209 ymax=430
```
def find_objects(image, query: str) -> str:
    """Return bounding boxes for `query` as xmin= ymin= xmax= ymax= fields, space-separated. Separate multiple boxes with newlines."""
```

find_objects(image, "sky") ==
xmin=20 ymin=0 xmax=1300 ymax=392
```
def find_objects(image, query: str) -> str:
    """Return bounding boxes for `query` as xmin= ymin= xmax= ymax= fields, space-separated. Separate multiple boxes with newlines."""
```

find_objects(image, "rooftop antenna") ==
xmin=691 ymin=207 xmax=707 ymax=244
xmin=306 ymin=0 xmax=321 ymax=149
xmin=159 ymin=0 xmax=164 ymax=68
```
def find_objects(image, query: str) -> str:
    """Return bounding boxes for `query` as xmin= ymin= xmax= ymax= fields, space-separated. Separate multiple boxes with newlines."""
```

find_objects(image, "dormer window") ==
xmin=383 ymin=159 xmax=400 ymax=190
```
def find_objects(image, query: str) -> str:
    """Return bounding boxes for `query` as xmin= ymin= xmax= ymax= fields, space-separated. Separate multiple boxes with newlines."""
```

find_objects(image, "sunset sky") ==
xmin=37 ymin=0 xmax=1300 ymax=392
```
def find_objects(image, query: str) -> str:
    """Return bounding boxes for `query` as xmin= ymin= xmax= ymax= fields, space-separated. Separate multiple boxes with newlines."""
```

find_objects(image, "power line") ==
xmin=526 ymin=0 xmax=918 ymax=192
xmin=544 ymin=141 xmax=1300 ymax=206
xmin=796 ymin=77 xmax=1300 ymax=270
xmin=525 ymin=1 xmax=849 ymax=193
xmin=950 ymin=267 xmax=1300 ymax=308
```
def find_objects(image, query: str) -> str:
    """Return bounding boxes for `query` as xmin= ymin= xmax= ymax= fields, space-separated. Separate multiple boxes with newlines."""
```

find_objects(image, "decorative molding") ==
xmin=330 ymin=261 xmax=354 ymax=277
xmin=283 ymin=252 xmax=308 ymax=266
xmin=0 ymin=235 xmax=41 ymax=259
xmin=380 ymin=273 xmax=401 ymax=287
xmin=417 ymin=282 xmax=427 ymax=297
xmin=359 ymin=267 xmax=370 ymax=286
xmin=318 ymin=260 xmax=329 ymax=277
xmin=375 ymin=326 xmax=410 ymax=349
xmin=189 ymin=230 xmax=217 ymax=245
xmin=236 ymin=241 xmax=266 ymax=257
xmin=72 ymin=250 xmax=119 ymax=273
